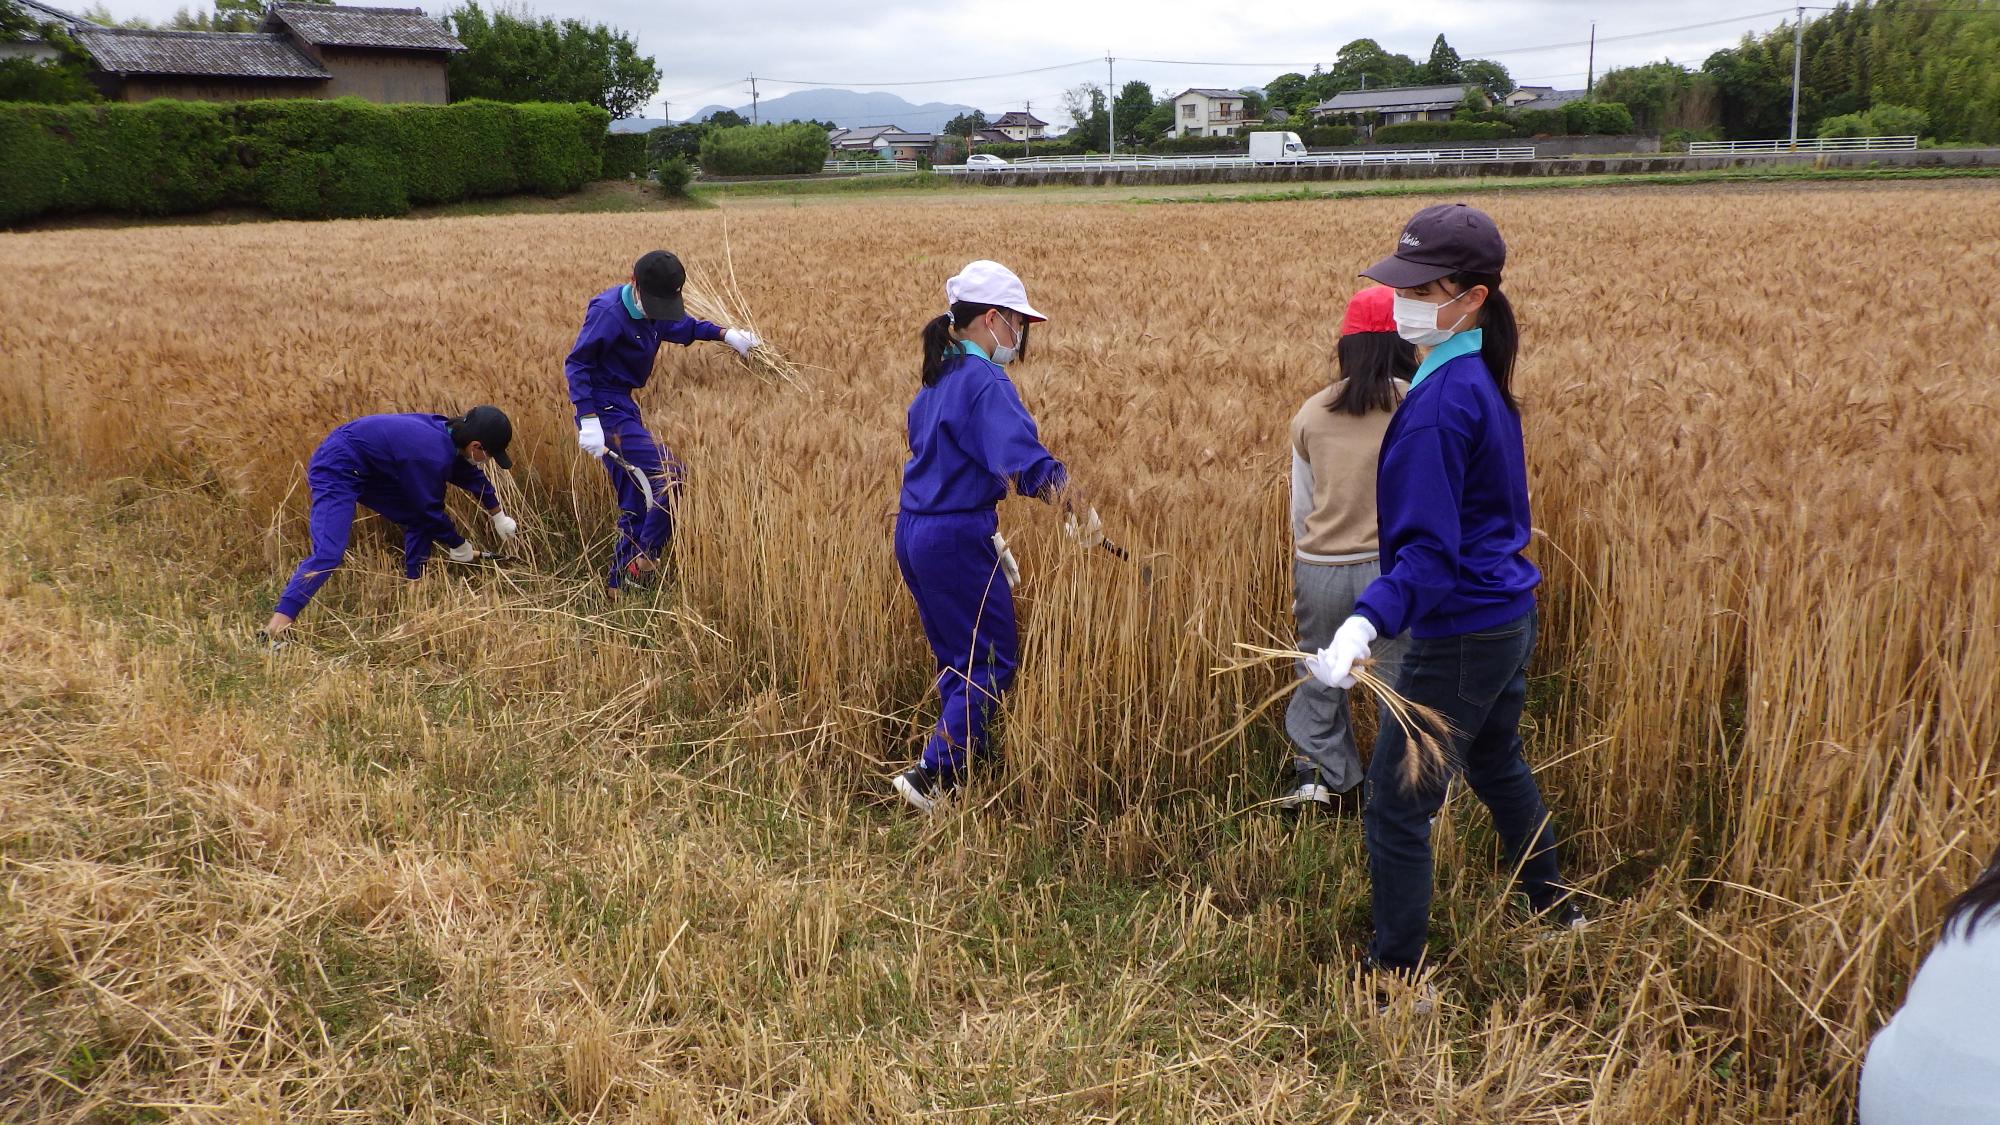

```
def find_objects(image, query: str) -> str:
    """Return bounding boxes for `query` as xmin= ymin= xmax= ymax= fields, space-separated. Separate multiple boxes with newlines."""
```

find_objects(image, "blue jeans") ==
xmin=1363 ymin=610 xmax=1566 ymax=970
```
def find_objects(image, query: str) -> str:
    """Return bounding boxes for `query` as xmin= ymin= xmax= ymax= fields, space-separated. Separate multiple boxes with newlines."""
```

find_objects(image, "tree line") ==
xmin=1600 ymin=0 xmax=2000 ymax=143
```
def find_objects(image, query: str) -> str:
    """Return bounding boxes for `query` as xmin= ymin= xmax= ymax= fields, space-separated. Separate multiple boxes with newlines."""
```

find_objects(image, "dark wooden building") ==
xmin=69 ymin=3 xmax=461 ymax=105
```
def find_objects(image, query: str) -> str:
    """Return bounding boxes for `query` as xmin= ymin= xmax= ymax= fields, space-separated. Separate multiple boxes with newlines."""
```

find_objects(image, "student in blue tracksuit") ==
xmin=264 ymin=406 xmax=517 ymax=639
xmin=565 ymin=250 xmax=759 ymax=591
xmin=1307 ymin=204 xmax=1582 ymax=975
xmin=891 ymin=260 xmax=1074 ymax=813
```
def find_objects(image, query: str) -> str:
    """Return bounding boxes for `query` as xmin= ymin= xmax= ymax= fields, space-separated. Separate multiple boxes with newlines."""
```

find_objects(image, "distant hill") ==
xmin=691 ymin=89 xmax=982 ymax=132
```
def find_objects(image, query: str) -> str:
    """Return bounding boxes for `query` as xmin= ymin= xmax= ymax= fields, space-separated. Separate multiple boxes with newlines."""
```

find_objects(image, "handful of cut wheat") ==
xmin=682 ymin=221 xmax=810 ymax=393
xmin=1210 ymin=642 xmax=1457 ymax=792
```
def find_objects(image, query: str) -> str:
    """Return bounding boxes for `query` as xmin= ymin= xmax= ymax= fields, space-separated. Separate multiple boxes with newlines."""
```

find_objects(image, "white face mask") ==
xmin=1393 ymin=287 xmax=1477 ymax=347
xmin=989 ymin=312 xmax=1024 ymax=365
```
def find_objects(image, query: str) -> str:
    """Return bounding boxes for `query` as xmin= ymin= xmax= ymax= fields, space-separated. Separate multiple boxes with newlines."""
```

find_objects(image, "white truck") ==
xmin=1249 ymin=131 xmax=1308 ymax=163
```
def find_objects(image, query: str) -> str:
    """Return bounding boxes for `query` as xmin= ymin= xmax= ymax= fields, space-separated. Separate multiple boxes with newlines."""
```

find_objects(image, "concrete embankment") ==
xmin=952 ymin=148 xmax=2000 ymax=189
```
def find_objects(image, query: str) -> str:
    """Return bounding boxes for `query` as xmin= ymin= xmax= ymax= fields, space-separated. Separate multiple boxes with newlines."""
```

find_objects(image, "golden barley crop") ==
xmin=1 ymin=180 xmax=1997 ymax=1122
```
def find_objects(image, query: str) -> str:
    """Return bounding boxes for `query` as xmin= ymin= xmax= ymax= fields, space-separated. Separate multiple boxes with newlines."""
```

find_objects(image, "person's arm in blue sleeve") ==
xmin=564 ymin=301 xmax=616 ymax=419
xmin=659 ymin=316 xmax=726 ymax=346
xmin=1354 ymin=422 xmax=1468 ymax=637
xmin=961 ymin=378 xmax=1067 ymax=501
xmin=396 ymin=454 xmax=465 ymax=553
xmin=447 ymin=456 xmax=501 ymax=513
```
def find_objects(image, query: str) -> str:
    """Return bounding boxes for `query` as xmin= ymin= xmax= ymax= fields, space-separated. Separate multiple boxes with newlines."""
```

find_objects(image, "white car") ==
xmin=965 ymin=153 xmax=1010 ymax=168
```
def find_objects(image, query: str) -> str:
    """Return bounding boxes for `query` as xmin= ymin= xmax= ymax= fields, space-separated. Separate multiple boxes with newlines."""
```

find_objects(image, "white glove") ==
xmin=1306 ymin=615 xmax=1378 ymax=691
xmin=723 ymin=328 xmax=759 ymax=356
xmin=1063 ymin=507 xmax=1104 ymax=550
xmin=991 ymin=531 xmax=1020 ymax=587
xmin=445 ymin=540 xmax=478 ymax=564
xmin=577 ymin=415 xmax=607 ymax=458
xmin=491 ymin=511 xmax=518 ymax=541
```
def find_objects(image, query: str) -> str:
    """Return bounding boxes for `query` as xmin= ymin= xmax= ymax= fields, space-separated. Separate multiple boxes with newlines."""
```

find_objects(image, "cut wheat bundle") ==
xmin=682 ymin=220 xmax=811 ymax=393
xmin=1210 ymin=642 xmax=1457 ymax=792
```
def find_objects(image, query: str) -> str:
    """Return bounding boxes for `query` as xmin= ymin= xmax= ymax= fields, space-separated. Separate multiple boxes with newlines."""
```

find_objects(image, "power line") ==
xmin=1122 ymin=8 xmax=1798 ymax=69
xmin=755 ymin=58 xmax=1100 ymax=89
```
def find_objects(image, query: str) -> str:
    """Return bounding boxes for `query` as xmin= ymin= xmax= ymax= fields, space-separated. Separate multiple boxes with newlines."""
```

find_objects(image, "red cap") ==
xmin=1339 ymin=285 xmax=1397 ymax=336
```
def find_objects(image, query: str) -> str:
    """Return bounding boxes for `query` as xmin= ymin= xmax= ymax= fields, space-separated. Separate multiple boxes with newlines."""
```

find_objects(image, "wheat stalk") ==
xmin=1211 ymin=642 xmax=1457 ymax=792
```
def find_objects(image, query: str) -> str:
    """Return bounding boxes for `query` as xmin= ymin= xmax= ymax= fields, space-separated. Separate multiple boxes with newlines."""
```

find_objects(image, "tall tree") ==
xmin=1061 ymin=82 xmax=1108 ymax=149
xmin=942 ymin=109 xmax=989 ymax=136
xmin=1459 ymin=58 xmax=1514 ymax=98
xmin=705 ymin=108 xmax=748 ymax=128
xmin=1113 ymin=79 xmax=1153 ymax=146
xmin=446 ymin=2 xmax=660 ymax=118
xmin=1326 ymin=38 xmax=1419 ymax=95
xmin=1422 ymin=34 xmax=1463 ymax=85
xmin=1264 ymin=72 xmax=1312 ymax=112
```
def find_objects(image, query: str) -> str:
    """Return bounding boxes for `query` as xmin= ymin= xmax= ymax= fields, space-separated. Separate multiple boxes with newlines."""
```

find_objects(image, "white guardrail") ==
xmin=1686 ymin=135 xmax=1919 ymax=155
xmin=935 ymin=146 xmax=1537 ymax=173
xmin=823 ymin=159 xmax=922 ymax=174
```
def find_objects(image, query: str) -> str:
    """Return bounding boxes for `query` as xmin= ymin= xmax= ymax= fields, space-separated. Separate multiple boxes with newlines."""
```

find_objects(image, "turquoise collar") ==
xmin=956 ymin=339 xmax=991 ymax=361
xmin=619 ymin=283 xmax=646 ymax=320
xmin=1411 ymin=328 xmax=1484 ymax=388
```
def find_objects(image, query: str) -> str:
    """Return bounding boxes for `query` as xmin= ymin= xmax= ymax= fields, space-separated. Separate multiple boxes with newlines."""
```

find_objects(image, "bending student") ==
xmin=564 ymin=250 xmax=758 ymax=592
xmin=1280 ymin=285 xmax=1414 ymax=813
xmin=1859 ymin=843 xmax=2000 ymax=1124
xmin=1307 ymin=204 xmax=1583 ymax=975
xmin=265 ymin=406 xmax=517 ymax=639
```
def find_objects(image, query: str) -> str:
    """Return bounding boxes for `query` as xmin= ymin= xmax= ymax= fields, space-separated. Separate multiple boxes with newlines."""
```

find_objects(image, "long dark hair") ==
xmin=921 ymin=301 xmax=1029 ymax=386
xmin=1945 ymin=843 xmax=2000 ymax=941
xmin=1329 ymin=331 xmax=1416 ymax=416
xmin=1449 ymin=270 xmax=1519 ymax=413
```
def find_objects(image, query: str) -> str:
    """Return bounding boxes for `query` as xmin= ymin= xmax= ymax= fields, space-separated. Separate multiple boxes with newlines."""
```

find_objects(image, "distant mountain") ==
xmin=691 ymin=89 xmax=983 ymax=132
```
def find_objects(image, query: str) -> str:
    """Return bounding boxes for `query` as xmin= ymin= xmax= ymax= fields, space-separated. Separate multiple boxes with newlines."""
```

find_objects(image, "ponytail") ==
xmin=1451 ymin=270 xmax=1519 ymax=413
xmin=920 ymin=300 xmax=1004 ymax=386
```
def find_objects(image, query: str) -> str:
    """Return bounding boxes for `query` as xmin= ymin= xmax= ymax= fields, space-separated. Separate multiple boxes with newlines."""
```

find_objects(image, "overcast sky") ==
xmin=101 ymin=0 xmax=1800 ymax=119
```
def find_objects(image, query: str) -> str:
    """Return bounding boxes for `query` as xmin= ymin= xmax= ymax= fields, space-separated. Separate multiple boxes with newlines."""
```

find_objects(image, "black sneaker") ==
xmin=1352 ymin=958 xmax=1437 ymax=1016
xmin=1536 ymin=898 xmax=1589 ymax=941
xmin=892 ymin=764 xmax=956 ymax=813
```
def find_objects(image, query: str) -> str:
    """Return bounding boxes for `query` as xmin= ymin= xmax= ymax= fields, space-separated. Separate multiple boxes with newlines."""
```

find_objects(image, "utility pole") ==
xmin=1788 ymin=5 xmax=1805 ymax=146
xmin=1024 ymin=100 xmax=1032 ymax=159
xmin=1106 ymin=53 xmax=1116 ymax=156
xmin=747 ymin=74 xmax=760 ymax=124
xmin=662 ymin=100 xmax=671 ymax=124
xmin=1586 ymin=21 xmax=1596 ymax=94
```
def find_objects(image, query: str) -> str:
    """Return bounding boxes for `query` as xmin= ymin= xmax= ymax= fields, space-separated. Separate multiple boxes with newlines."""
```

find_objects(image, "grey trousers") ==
xmin=1285 ymin=558 xmax=1408 ymax=793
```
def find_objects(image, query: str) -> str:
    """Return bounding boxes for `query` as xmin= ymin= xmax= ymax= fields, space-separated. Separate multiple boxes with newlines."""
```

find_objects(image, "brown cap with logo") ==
xmin=1361 ymin=203 xmax=1507 ymax=288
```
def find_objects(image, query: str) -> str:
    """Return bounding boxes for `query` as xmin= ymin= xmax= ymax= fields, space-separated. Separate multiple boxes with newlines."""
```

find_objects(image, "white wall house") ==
xmin=1170 ymin=88 xmax=1254 ymax=138
xmin=991 ymin=110 xmax=1047 ymax=141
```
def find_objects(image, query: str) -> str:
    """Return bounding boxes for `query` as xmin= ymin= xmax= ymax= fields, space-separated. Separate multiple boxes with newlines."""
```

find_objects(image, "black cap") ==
xmin=1361 ymin=203 xmax=1507 ymax=289
xmin=451 ymin=405 xmax=513 ymax=470
xmin=633 ymin=250 xmax=687 ymax=321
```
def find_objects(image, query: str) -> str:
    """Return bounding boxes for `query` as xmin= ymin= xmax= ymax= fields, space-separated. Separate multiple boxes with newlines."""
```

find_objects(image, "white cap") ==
xmin=944 ymin=260 xmax=1047 ymax=322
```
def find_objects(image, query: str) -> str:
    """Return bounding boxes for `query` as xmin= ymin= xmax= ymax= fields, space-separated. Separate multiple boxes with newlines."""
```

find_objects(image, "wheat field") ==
xmin=1 ymin=181 xmax=1996 ymax=1122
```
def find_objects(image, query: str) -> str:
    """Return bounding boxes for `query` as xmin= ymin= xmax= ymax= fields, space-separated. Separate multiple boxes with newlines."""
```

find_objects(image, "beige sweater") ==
xmin=1289 ymin=380 xmax=1406 ymax=564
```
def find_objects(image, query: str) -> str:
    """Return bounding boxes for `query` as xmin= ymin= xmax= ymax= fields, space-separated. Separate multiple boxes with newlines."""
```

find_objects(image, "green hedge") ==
xmin=698 ymin=122 xmax=829 ymax=176
xmin=601 ymin=132 xmax=648 ymax=178
xmin=0 ymin=97 xmax=609 ymax=225
xmin=1245 ymin=124 xmax=1357 ymax=147
xmin=1373 ymin=120 xmax=1519 ymax=144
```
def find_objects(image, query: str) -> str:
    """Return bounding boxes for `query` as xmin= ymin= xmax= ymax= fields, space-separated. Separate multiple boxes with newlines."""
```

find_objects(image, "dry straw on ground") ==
xmin=1 ymin=181 xmax=1997 ymax=1121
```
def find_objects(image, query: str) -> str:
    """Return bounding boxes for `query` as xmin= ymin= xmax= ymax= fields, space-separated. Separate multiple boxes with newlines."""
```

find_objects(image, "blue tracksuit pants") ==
xmin=894 ymin=510 xmax=1018 ymax=776
xmin=276 ymin=437 xmax=437 ymax=617
xmin=598 ymin=405 xmax=684 ymax=588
